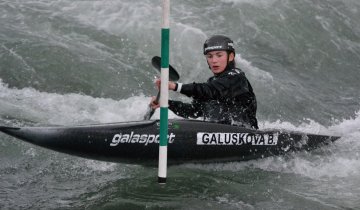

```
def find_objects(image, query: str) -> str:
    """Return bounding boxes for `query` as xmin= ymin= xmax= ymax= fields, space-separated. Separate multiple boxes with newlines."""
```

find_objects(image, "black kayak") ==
xmin=0 ymin=119 xmax=340 ymax=164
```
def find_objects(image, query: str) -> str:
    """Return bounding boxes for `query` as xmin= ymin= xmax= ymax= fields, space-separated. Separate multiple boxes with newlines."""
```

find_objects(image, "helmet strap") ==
xmin=226 ymin=51 xmax=235 ymax=70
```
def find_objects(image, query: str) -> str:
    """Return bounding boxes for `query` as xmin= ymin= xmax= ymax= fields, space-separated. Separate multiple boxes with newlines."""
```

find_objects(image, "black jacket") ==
xmin=169 ymin=65 xmax=258 ymax=129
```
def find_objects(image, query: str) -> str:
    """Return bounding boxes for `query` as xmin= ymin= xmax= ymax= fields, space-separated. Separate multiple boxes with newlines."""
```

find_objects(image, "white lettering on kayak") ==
xmin=196 ymin=132 xmax=278 ymax=146
xmin=110 ymin=132 xmax=176 ymax=146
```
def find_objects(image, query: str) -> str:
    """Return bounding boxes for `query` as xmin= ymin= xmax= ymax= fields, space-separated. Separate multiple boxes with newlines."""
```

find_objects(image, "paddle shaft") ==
xmin=143 ymin=91 xmax=160 ymax=120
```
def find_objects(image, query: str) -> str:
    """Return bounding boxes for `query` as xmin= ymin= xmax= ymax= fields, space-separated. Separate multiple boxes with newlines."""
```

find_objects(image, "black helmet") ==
xmin=203 ymin=35 xmax=235 ymax=55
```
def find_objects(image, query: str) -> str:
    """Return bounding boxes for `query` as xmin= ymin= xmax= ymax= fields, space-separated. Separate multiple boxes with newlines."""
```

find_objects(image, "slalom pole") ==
xmin=158 ymin=0 xmax=170 ymax=184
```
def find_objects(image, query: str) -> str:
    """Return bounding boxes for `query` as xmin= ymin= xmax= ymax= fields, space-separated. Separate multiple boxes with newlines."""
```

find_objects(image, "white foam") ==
xmin=0 ymin=79 xmax=153 ymax=125
xmin=258 ymin=114 xmax=360 ymax=179
xmin=83 ymin=160 xmax=117 ymax=172
xmin=235 ymin=54 xmax=274 ymax=83
xmin=328 ymin=111 xmax=360 ymax=136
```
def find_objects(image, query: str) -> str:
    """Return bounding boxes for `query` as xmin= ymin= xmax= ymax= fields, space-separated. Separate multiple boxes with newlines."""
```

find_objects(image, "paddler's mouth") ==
xmin=212 ymin=65 xmax=220 ymax=70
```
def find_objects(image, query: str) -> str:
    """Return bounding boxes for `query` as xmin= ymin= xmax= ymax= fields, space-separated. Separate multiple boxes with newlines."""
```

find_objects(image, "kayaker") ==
xmin=150 ymin=35 xmax=258 ymax=129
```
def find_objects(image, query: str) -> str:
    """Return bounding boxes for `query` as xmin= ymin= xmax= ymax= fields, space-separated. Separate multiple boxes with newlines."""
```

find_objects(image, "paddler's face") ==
xmin=205 ymin=51 xmax=234 ymax=74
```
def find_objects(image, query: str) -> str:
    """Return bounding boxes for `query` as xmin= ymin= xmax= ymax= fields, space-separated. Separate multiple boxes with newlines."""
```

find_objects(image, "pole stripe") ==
xmin=159 ymin=107 xmax=168 ymax=147
xmin=158 ymin=146 xmax=167 ymax=180
xmin=161 ymin=29 xmax=170 ymax=68
xmin=162 ymin=0 xmax=170 ymax=28
xmin=160 ymin=69 xmax=169 ymax=106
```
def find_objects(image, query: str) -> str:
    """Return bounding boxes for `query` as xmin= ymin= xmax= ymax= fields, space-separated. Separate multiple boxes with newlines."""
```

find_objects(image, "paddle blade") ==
xmin=151 ymin=56 xmax=180 ymax=81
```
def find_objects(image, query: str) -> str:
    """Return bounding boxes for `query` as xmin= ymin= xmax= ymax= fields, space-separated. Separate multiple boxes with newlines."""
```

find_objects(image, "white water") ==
xmin=2 ymin=76 xmax=359 ymax=178
xmin=1 ymin=0 xmax=360 ymax=209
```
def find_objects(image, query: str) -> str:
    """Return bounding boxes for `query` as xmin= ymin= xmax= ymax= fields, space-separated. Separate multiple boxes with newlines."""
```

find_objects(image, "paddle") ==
xmin=143 ymin=56 xmax=180 ymax=120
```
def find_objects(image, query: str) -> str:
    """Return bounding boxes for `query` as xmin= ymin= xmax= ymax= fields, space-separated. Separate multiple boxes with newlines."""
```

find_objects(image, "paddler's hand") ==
xmin=154 ymin=79 xmax=177 ymax=91
xmin=150 ymin=96 xmax=160 ymax=109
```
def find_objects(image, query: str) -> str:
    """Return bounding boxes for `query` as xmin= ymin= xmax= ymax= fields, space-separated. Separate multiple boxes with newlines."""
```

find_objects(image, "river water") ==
xmin=1 ymin=0 xmax=360 ymax=209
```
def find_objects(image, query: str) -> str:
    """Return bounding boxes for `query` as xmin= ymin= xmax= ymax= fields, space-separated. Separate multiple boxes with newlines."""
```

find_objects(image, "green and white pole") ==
xmin=158 ymin=0 xmax=170 ymax=184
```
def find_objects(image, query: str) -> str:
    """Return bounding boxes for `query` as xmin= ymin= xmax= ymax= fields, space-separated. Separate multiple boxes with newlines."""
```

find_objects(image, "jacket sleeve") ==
xmin=179 ymin=72 xmax=250 ymax=100
xmin=168 ymin=100 xmax=203 ymax=119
